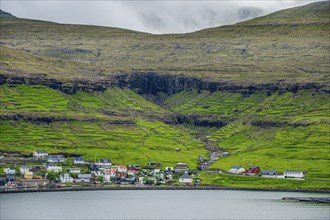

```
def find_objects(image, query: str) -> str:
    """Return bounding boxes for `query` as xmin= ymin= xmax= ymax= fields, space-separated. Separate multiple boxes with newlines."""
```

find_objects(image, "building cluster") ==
xmin=227 ymin=166 xmax=305 ymax=179
xmin=1 ymin=150 xmax=195 ymax=190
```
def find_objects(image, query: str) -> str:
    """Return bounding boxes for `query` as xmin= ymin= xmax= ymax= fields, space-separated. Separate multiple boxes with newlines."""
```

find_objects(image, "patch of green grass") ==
xmin=0 ymin=119 xmax=207 ymax=168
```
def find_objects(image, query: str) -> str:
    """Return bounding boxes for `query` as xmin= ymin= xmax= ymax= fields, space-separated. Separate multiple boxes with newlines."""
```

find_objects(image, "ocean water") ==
xmin=1 ymin=190 xmax=329 ymax=220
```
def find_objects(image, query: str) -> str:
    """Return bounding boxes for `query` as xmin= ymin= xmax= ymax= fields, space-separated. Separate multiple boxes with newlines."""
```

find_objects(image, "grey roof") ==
xmin=74 ymin=157 xmax=84 ymax=161
xmin=262 ymin=170 xmax=277 ymax=174
xmin=284 ymin=170 xmax=304 ymax=173
xmin=100 ymin=158 xmax=112 ymax=163
xmin=20 ymin=166 xmax=31 ymax=169
xmin=78 ymin=174 xmax=92 ymax=178
xmin=67 ymin=168 xmax=80 ymax=171
xmin=48 ymin=155 xmax=64 ymax=159
xmin=6 ymin=175 xmax=16 ymax=180
xmin=35 ymin=150 xmax=48 ymax=154
xmin=180 ymin=173 xmax=192 ymax=179
xmin=230 ymin=166 xmax=242 ymax=169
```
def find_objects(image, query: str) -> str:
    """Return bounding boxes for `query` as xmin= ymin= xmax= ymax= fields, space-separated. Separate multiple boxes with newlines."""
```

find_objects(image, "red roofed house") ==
xmin=245 ymin=166 xmax=260 ymax=175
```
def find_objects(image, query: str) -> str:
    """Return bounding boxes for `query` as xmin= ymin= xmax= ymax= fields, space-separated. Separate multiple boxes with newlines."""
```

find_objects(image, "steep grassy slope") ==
xmin=0 ymin=84 xmax=207 ymax=167
xmin=1 ymin=1 xmax=329 ymax=85
xmin=163 ymin=89 xmax=330 ymax=180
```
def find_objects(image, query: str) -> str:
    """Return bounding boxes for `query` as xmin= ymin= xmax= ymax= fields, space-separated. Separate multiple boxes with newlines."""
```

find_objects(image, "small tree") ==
xmin=47 ymin=171 xmax=60 ymax=181
xmin=95 ymin=176 xmax=104 ymax=183
xmin=70 ymin=172 xmax=78 ymax=179
xmin=35 ymin=170 xmax=48 ymax=178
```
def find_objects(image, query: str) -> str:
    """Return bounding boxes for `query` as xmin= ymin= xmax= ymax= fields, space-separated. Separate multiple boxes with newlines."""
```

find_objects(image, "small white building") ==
xmin=228 ymin=166 xmax=246 ymax=174
xmin=20 ymin=166 xmax=31 ymax=174
xmin=60 ymin=173 xmax=73 ymax=183
xmin=4 ymin=167 xmax=16 ymax=175
xmin=179 ymin=173 xmax=193 ymax=185
xmin=47 ymin=164 xmax=62 ymax=172
xmin=284 ymin=170 xmax=305 ymax=179
xmin=33 ymin=150 xmax=48 ymax=159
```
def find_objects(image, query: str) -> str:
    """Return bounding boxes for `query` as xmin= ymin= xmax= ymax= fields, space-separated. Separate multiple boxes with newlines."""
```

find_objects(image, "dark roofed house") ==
xmin=89 ymin=164 xmax=100 ymax=172
xmin=74 ymin=157 xmax=85 ymax=165
xmin=97 ymin=158 xmax=112 ymax=166
xmin=261 ymin=170 xmax=277 ymax=177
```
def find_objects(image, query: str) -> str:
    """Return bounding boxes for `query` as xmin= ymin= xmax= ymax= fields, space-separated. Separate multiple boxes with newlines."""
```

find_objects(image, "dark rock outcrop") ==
xmin=0 ymin=72 xmax=326 ymax=96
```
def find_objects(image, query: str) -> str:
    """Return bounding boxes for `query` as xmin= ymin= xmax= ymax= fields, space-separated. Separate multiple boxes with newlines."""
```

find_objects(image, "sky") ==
xmin=0 ymin=0 xmax=321 ymax=34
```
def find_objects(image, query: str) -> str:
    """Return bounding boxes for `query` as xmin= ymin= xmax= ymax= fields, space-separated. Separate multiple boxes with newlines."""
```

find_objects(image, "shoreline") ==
xmin=1 ymin=186 xmax=330 ymax=194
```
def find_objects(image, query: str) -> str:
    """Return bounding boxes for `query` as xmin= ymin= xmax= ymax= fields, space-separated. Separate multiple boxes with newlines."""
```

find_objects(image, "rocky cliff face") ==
xmin=0 ymin=72 xmax=326 ymax=95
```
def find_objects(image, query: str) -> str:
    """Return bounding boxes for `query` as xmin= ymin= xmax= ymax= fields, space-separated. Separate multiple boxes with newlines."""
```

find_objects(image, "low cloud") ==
xmin=1 ymin=0 xmax=320 ymax=34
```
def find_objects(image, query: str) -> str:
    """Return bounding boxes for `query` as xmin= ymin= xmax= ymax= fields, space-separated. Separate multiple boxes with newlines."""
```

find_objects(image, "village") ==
xmin=0 ymin=150 xmax=306 ymax=191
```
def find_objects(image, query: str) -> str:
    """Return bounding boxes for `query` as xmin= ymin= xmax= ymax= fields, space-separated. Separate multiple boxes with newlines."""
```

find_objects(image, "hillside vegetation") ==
xmin=1 ymin=1 xmax=329 ymax=85
xmin=0 ymin=1 xmax=329 ymax=189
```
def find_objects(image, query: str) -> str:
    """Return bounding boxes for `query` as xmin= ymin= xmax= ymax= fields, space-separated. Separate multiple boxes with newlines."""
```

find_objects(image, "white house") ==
xmin=33 ymin=150 xmax=48 ymax=159
xmin=284 ymin=170 xmax=305 ymax=178
xmin=97 ymin=158 xmax=112 ymax=166
xmin=47 ymin=155 xmax=65 ymax=163
xmin=59 ymin=173 xmax=73 ymax=183
xmin=74 ymin=157 xmax=85 ymax=165
xmin=4 ymin=167 xmax=16 ymax=175
xmin=179 ymin=173 xmax=193 ymax=185
xmin=228 ymin=166 xmax=246 ymax=174
xmin=76 ymin=174 xmax=92 ymax=183
xmin=47 ymin=164 xmax=62 ymax=172
xmin=20 ymin=166 xmax=31 ymax=174
xmin=66 ymin=168 xmax=81 ymax=174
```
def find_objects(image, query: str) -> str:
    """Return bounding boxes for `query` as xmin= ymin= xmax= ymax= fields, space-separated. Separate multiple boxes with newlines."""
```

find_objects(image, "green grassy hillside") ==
xmin=1 ymin=1 xmax=329 ymax=85
xmin=0 ymin=2 xmax=329 ymax=189
xmin=0 ymin=84 xmax=206 ymax=167
xmin=162 ymin=89 xmax=330 ymax=180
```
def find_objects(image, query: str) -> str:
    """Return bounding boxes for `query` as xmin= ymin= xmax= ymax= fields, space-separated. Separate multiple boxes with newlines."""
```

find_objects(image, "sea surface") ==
xmin=1 ymin=190 xmax=329 ymax=220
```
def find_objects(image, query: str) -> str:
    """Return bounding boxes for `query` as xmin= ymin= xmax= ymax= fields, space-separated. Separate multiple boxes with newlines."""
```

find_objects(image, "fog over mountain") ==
xmin=0 ymin=0 xmax=321 ymax=34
